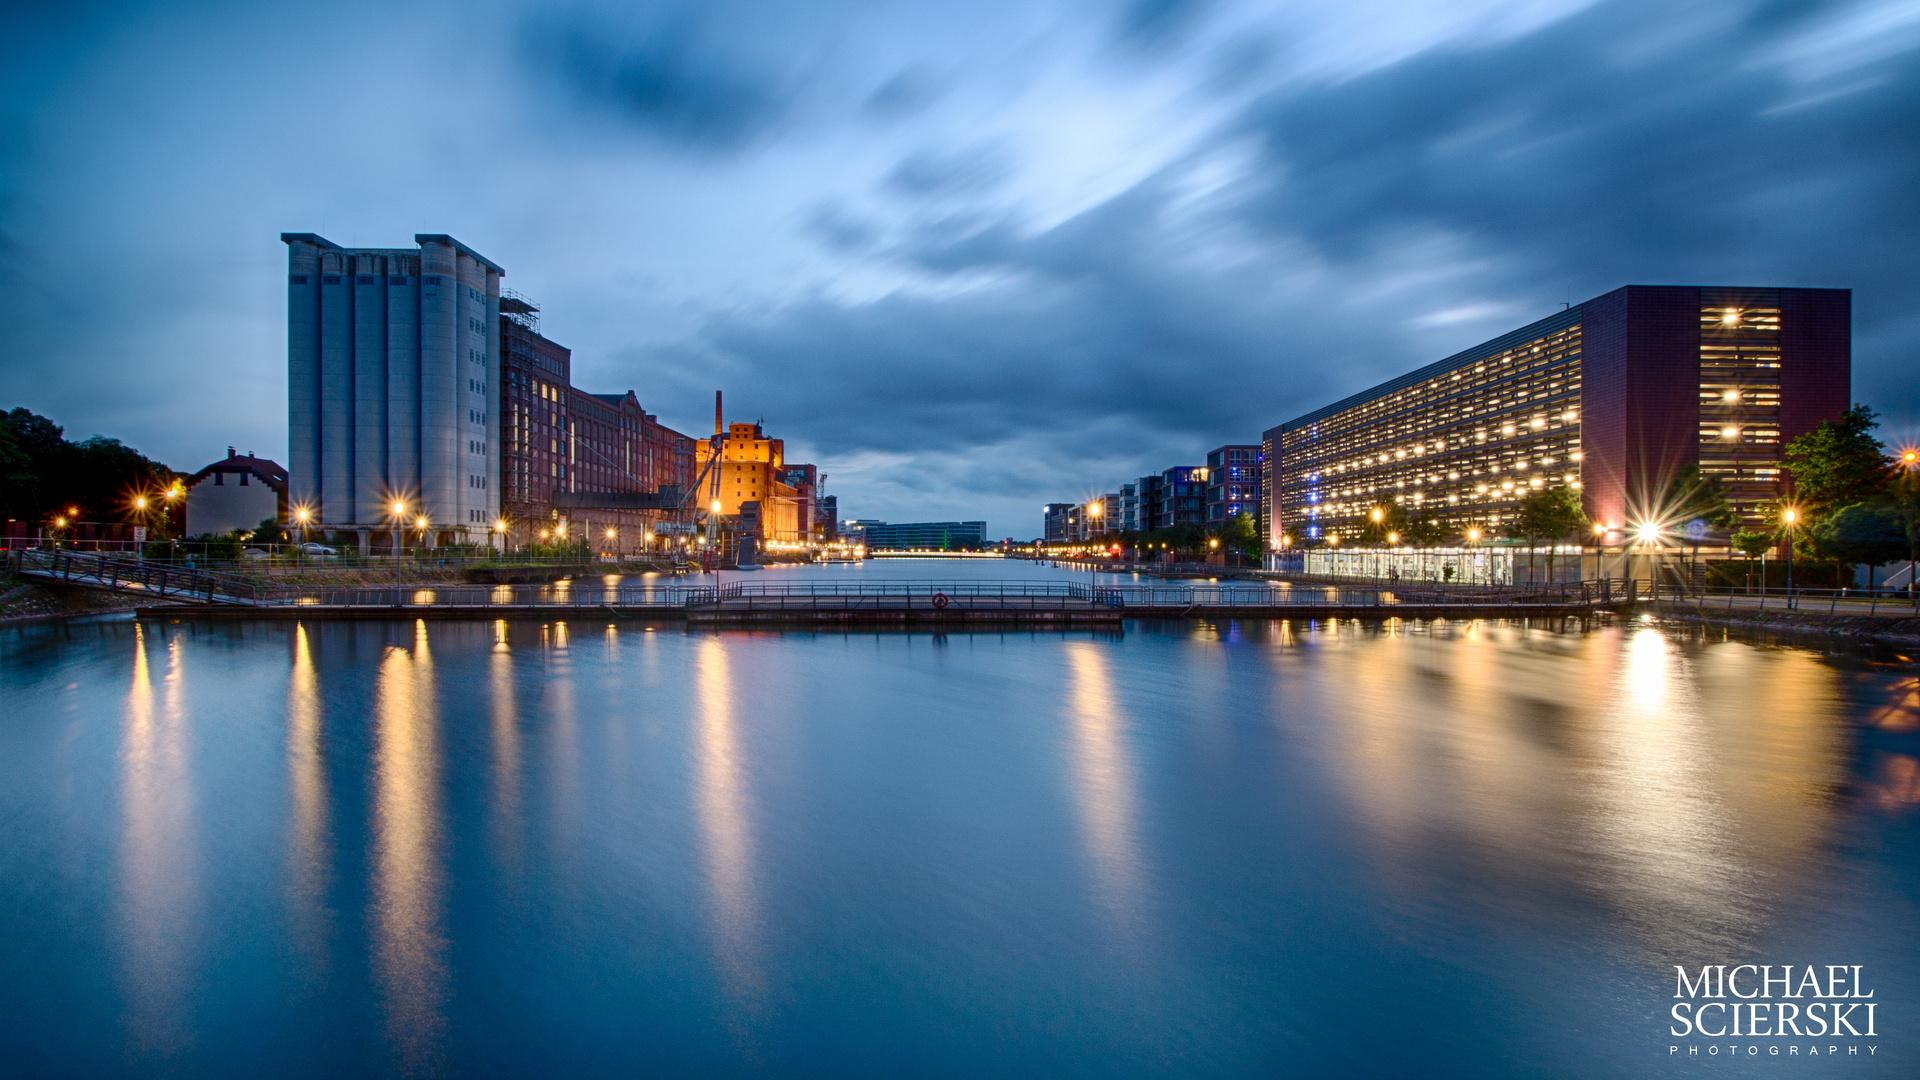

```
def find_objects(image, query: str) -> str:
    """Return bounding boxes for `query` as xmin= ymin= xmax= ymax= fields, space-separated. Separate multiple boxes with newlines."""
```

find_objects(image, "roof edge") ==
xmin=414 ymin=234 xmax=505 ymax=276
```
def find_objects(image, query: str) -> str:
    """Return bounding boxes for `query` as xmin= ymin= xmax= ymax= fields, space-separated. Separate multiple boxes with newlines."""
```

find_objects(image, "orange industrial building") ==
xmin=694 ymin=395 xmax=820 ymax=545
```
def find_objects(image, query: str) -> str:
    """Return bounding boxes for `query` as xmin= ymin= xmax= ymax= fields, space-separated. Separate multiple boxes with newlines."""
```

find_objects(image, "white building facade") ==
xmin=284 ymin=233 xmax=500 ymax=548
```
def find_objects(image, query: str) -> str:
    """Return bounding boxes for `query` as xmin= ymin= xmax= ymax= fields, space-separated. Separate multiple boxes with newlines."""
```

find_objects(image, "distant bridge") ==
xmin=7 ymin=551 xmax=1632 ymax=623
xmin=865 ymin=550 xmax=1008 ymax=559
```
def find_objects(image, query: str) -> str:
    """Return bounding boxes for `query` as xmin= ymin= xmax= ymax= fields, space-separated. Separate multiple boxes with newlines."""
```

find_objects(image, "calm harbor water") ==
xmin=2 ymin=561 xmax=1917 ymax=1077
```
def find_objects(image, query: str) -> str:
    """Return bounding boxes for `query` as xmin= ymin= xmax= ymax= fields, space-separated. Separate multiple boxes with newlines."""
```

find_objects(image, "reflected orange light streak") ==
xmin=371 ymin=620 xmax=448 ymax=1074
xmin=285 ymin=624 xmax=333 ymax=985
xmin=693 ymin=637 xmax=761 ymax=1005
xmin=118 ymin=624 xmax=196 ymax=1057
xmin=1062 ymin=643 xmax=1146 ymax=937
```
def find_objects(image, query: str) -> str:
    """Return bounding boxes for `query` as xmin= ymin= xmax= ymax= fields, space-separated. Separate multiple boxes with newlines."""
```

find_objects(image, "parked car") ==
xmin=242 ymin=547 xmax=272 ymax=560
xmin=297 ymin=542 xmax=339 ymax=557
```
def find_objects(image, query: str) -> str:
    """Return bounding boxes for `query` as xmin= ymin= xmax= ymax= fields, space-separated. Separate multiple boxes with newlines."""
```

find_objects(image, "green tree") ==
xmin=1731 ymin=529 xmax=1773 ymax=587
xmin=1210 ymin=511 xmax=1261 ymax=561
xmin=0 ymin=407 xmax=179 ymax=527
xmin=1403 ymin=511 xmax=1448 ymax=546
xmin=1821 ymin=503 xmax=1909 ymax=574
xmin=1782 ymin=404 xmax=1890 ymax=521
xmin=1663 ymin=464 xmax=1738 ymax=531
xmin=1511 ymin=484 xmax=1589 ymax=582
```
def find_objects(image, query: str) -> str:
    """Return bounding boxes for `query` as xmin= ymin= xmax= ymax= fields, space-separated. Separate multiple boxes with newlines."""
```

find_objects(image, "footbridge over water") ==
xmin=27 ymin=559 xmax=1634 ymax=623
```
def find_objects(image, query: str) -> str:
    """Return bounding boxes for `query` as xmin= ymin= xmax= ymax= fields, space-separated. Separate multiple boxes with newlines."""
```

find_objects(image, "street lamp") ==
xmin=1782 ymin=506 xmax=1798 ymax=604
xmin=388 ymin=500 xmax=408 ymax=597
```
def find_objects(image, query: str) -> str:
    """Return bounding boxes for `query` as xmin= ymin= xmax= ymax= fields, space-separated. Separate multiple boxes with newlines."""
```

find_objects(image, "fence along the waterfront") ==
xmin=245 ymin=578 xmax=1623 ymax=610
xmin=1283 ymin=546 xmax=1594 ymax=586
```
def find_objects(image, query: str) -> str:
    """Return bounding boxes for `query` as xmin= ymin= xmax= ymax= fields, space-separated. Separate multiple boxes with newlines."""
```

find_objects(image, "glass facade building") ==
xmin=1263 ymin=285 xmax=1850 ymax=548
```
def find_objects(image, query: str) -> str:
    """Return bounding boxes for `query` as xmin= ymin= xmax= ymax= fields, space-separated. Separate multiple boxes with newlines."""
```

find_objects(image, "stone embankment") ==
xmin=1649 ymin=600 xmax=1920 ymax=649
xmin=0 ymin=582 xmax=165 ymax=624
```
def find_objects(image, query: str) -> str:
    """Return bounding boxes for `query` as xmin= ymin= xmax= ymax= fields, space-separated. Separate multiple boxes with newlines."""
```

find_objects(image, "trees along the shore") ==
xmin=1782 ymin=404 xmax=1891 ymax=523
xmin=1784 ymin=404 xmax=1906 ymax=585
xmin=1511 ymin=484 xmax=1589 ymax=582
xmin=1210 ymin=511 xmax=1261 ymax=562
xmin=1663 ymin=464 xmax=1739 ymax=576
xmin=0 ymin=407 xmax=181 ymax=532
xmin=1731 ymin=530 xmax=1774 ymax=587
xmin=1824 ymin=503 xmax=1910 ymax=582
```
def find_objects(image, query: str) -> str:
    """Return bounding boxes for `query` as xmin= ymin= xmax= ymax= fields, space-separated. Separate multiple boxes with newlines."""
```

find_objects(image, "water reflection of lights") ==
xmin=1062 ymin=643 xmax=1147 ymax=938
xmin=1862 ymin=753 xmax=1920 ymax=809
xmin=693 ymin=637 xmax=761 ymax=1001
xmin=118 ymin=624 xmax=197 ymax=1056
xmin=1321 ymin=623 xmax=1843 ymax=958
xmin=1863 ymin=677 xmax=1920 ymax=732
xmin=489 ymin=620 xmax=524 ymax=878
xmin=371 ymin=620 xmax=448 ymax=1074
xmin=285 ymin=624 xmax=333 ymax=984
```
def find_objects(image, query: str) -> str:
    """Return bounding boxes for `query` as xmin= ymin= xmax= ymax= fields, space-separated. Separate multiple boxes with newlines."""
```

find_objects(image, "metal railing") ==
xmin=9 ymin=558 xmax=1636 ymax=615
xmin=681 ymin=578 xmax=1630 ymax=611
xmin=12 ymin=548 xmax=260 ymax=605
xmin=1656 ymin=583 xmax=1920 ymax=617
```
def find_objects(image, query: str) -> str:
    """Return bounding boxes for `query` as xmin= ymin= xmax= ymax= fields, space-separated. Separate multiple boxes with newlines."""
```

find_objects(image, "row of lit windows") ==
xmin=1276 ymin=327 xmax=1583 ymax=535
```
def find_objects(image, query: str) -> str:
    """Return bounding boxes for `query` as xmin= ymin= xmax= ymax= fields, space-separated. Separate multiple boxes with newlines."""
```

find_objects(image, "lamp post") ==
xmin=389 ymin=500 xmax=408 ymax=601
xmin=294 ymin=508 xmax=312 ymax=567
xmin=1901 ymin=450 xmax=1919 ymax=606
xmin=1782 ymin=507 xmax=1797 ymax=608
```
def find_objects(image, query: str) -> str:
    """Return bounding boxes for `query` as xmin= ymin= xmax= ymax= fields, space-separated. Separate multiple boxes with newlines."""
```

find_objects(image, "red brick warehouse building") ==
xmin=1262 ymin=285 xmax=1851 ymax=547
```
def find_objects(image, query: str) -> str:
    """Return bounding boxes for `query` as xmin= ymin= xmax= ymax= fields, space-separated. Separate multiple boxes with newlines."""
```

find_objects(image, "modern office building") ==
xmin=1088 ymin=493 xmax=1120 ymax=539
xmin=1118 ymin=483 xmax=1141 ymax=532
xmin=1263 ymin=285 xmax=1850 ymax=548
xmin=1153 ymin=466 xmax=1208 ymax=529
xmin=861 ymin=521 xmax=988 ymax=550
xmin=1132 ymin=476 xmax=1165 ymax=529
xmin=1204 ymin=445 xmax=1261 ymax=522
xmin=284 ymin=233 xmax=501 ymax=547
xmin=1043 ymin=503 xmax=1075 ymax=542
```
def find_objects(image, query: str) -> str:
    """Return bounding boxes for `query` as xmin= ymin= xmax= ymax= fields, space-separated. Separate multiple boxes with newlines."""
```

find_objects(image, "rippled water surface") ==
xmin=3 ymin=579 xmax=1917 ymax=1077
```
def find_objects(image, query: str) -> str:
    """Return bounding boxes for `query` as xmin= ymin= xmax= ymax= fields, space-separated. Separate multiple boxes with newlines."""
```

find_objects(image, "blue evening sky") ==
xmin=3 ymin=0 xmax=1916 ymax=536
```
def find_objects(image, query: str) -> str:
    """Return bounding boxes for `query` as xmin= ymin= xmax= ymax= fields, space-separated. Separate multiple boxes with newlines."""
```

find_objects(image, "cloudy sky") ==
xmin=4 ymin=0 xmax=1917 ymax=536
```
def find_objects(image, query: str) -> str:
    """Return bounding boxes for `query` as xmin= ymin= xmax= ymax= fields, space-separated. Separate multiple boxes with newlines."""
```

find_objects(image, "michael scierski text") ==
xmin=1668 ymin=964 xmax=1879 ymax=1057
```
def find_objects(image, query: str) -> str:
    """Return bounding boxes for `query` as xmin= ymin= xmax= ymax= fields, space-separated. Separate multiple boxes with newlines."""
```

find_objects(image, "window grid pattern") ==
xmin=1277 ymin=326 xmax=1583 ymax=542
xmin=1697 ymin=297 xmax=1783 ymax=528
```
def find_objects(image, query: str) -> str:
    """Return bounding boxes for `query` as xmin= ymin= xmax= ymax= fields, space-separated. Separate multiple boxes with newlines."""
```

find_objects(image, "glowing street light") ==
xmin=1782 ymin=506 xmax=1800 ymax=599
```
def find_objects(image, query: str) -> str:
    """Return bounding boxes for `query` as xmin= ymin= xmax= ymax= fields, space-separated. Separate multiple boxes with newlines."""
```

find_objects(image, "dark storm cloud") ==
xmin=1235 ymin=0 xmax=1919 ymax=281
xmin=643 ymin=0 xmax=1919 ymax=530
xmin=525 ymin=8 xmax=797 ymax=152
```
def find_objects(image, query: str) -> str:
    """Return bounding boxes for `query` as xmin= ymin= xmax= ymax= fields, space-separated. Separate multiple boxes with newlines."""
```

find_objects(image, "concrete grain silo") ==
xmin=282 ymin=232 xmax=501 ymax=551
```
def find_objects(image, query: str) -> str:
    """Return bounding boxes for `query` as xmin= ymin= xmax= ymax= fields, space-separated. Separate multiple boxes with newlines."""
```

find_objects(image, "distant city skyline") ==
xmin=4 ymin=0 xmax=1917 ymax=536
